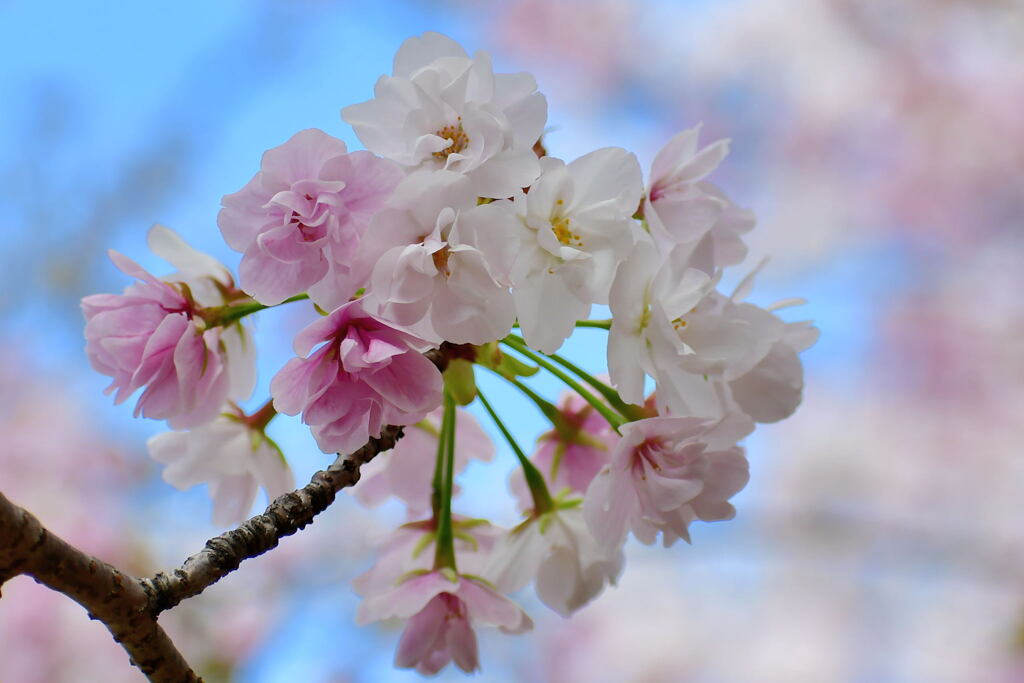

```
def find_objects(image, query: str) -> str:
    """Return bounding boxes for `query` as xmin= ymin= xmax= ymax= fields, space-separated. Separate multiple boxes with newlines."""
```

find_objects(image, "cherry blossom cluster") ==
xmin=80 ymin=32 xmax=817 ymax=676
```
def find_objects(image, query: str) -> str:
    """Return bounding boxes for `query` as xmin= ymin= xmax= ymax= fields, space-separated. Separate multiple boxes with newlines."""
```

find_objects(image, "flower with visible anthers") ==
xmin=357 ymin=171 xmax=518 ymax=345
xmin=342 ymin=32 xmax=546 ymax=198
xmin=501 ymin=147 xmax=644 ymax=353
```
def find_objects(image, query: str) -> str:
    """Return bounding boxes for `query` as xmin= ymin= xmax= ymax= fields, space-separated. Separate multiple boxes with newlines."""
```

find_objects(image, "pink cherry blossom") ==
xmin=358 ymin=570 xmax=532 ymax=675
xmin=510 ymin=390 xmax=619 ymax=510
xmin=270 ymin=299 xmax=442 ymax=455
xmin=145 ymin=225 xmax=258 ymax=401
xmin=353 ymin=406 xmax=494 ymax=516
xmin=82 ymin=242 xmax=250 ymax=429
xmin=583 ymin=415 xmax=752 ymax=551
xmin=218 ymin=128 xmax=403 ymax=309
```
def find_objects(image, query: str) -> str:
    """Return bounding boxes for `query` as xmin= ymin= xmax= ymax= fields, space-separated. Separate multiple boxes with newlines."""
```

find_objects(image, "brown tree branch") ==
xmin=0 ymin=490 xmax=198 ymax=681
xmin=141 ymin=345 xmax=452 ymax=614
xmin=0 ymin=427 xmax=402 ymax=681
xmin=0 ymin=346 xmax=453 ymax=681
xmin=142 ymin=425 xmax=402 ymax=613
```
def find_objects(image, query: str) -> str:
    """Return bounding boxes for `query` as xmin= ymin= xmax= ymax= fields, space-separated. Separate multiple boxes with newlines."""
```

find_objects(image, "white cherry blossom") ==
xmin=486 ymin=507 xmax=624 ymax=618
xmin=722 ymin=298 xmax=820 ymax=423
xmin=610 ymin=239 xmax=817 ymax=421
xmin=693 ymin=182 xmax=757 ymax=270
xmin=645 ymin=125 xmax=729 ymax=245
xmin=358 ymin=171 xmax=517 ymax=344
xmin=644 ymin=126 xmax=755 ymax=273
xmin=607 ymin=239 xmax=716 ymax=415
xmin=148 ymin=411 xmax=294 ymax=526
xmin=508 ymin=148 xmax=644 ymax=353
xmin=342 ymin=31 xmax=545 ymax=198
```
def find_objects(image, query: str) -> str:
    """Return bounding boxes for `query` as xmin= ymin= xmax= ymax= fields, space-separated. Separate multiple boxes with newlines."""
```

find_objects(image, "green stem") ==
xmin=433 ymin=391 xmax=458 ymax=571
xmin=500 ymin=335 xmax=624 ymax=432
xmin=535 ymin=346 xmax=640 ymax=419
xmin=574 ymin=319 xmax=611 ymax=330
xmin=430 ymin=408 xmax=447 ymax=522
xmin=245 ymin=399 xmax=277 ymax=431
xmin=513 ymin=319 xmax=612 ymax=331
xmin=476 ymin=388 xmax=554 ymax=514
xmin=505 ymin=376 xmax=577 ymax=441
xmin=213 ymin=293 xmax=310 ymax=326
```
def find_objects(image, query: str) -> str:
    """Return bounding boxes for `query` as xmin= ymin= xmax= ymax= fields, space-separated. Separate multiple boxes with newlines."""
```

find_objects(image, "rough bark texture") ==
xmin=0 ymin=491 xmax=198 ymax=681
xmin=142 ymin=425 xmax=402 ymax=613
xmin=0 ymin=346 xmax=451 ymax=681
xmin=0 ymin=428 xmax=400 ymax=682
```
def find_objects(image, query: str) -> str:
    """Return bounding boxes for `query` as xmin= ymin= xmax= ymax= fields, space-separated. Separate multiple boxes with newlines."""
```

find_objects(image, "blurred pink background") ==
xmin=1 ymin=1 xmax=1022 ymax=681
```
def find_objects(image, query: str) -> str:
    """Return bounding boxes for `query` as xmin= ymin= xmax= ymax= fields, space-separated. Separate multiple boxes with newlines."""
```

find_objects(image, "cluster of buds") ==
xmin=81 ymin=32 xmax=817 ymax=675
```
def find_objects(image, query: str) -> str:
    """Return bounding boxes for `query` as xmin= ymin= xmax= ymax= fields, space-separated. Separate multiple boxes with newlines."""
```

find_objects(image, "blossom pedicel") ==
xmin=81 ymin=31 xmax=817 ymax=676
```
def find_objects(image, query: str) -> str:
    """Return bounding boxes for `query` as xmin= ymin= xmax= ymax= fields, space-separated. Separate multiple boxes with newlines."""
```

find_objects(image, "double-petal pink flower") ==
xmin=510 ymin=390 xmax=618 ymax=511
xmin=270 ymin=300 xmax=443 ymax=455
xmin=218 ymin=128 xmax=403 ymax=310
xmin=583 ymin=415 xmax=753 ymax=551
xmin=82 ymin=251 xmax=233 ymax=429
xmin=357 ymin=570 xmax=531 ymax=675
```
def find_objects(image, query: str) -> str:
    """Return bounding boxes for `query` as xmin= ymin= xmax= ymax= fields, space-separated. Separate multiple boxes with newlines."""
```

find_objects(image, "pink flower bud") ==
xmin=358 ymin=570 xmax=531 ymax=676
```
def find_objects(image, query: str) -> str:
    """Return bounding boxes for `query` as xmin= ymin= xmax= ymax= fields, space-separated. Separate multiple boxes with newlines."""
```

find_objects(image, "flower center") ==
xmin=290 ymin=194 xmax=320 ymax=241
xmin=633 ymin=438 xmax=666 ymax=479
xmin=550 ymin=215 xmax=582 ymax=247
xmin=440 ymin=592 xmax=466 ymax=619
xmin=671 ymin=306 xmax=697 ymax=333
xmin=432 ymin=245 xmax=452 ymax=277
xmin=432 ymin=119 xmax=470 ymax=160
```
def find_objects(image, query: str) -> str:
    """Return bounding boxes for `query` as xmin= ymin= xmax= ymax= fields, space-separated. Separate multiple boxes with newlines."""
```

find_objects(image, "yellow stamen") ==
xmin=432 ymin=246 xmax=451 ymax=276
xmin=672 ymin=306 xmax=697 ymax=331
xmin=551 ymin=215 xmax=583 ymax=247
xmin=432 ymin=117 xmax=470 ymax=160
